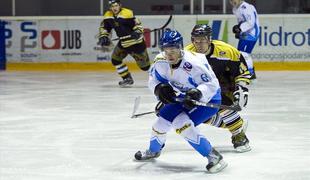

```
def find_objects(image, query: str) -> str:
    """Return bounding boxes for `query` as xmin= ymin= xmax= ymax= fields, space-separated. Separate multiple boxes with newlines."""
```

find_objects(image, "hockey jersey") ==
xmin=233 ymin=1 xmax=260 ymax=41
xmin=149 ymin=50 xmax=221 ymax=103
xmin=185 ymin=40 xmax=251 ymax=93
xmin=99 ymin=8 xmax=144 ymax=48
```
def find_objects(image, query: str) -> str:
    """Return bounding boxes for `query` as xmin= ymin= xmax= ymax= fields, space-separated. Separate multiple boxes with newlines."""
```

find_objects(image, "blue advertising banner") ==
xmin=0 ymin=20 xmax=6 ymax=70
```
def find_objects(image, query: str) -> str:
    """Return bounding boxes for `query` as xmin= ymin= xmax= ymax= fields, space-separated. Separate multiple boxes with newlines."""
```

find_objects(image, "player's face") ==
xmin=229 ymin=0 xmax=242 ymax=7
xmin=192 ymin=36 xmax=210 ymax=54
xmin=110 ymin=3 xmax=121 ymax=15
xmin=163 ymin=47 xmax=182 ymax=65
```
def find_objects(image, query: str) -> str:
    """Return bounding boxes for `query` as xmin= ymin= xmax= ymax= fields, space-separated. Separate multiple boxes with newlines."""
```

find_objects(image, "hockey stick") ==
xmin=175 ymin=98 xmax=242 ymax=112
xmin=111 ymin=14 xmax=173 ymax=41
xmin=131 ymin=96 xmax=241 ymax=118
xmin=131 ymin=111 xmax=155 ymax=118
xmin=131 ymin=96 xmax=156 ymax=118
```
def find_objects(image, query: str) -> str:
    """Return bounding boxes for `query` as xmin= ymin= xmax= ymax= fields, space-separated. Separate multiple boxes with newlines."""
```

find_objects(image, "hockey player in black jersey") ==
xmin=185 ymin=24 xmax=251 ymax=152
xmin=98 ymin=0 xmax=150 ymax=87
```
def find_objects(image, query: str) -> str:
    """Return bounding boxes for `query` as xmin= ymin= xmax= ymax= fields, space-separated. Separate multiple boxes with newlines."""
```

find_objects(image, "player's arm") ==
xmin=239 ymin=8 xmax=256 ymax=33
xmin=228 ymin=54 xmax=251 ymax=108
xmin=148 ymin=60 xmax=176 ymax=104
xmin=182 ymin=60 xmax=219 ymax=110
xmin=131 ymin=18 xmax=144 ymax=39
xmin=98 ymin=15 xmax=113 ymax=46
xmin=192 ymin=58 xmax=220 ymax=103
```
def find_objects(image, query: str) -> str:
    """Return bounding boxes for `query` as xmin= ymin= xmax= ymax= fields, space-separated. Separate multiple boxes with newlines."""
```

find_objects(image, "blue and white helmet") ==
xmin=159 ymin=29 xmax=183 ymax=50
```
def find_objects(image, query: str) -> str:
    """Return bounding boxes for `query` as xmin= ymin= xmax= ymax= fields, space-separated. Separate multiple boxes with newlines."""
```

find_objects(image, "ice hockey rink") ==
xmin=0 ymin=71 xmax=310 ymax=180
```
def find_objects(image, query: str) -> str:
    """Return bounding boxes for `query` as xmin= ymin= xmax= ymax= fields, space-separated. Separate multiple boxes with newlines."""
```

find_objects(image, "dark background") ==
xmin=0 ymin=0 xmax=309 ymax=16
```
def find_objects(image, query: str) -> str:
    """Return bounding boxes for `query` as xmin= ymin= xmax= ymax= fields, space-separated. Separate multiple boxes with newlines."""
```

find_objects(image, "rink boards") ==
xmin=6 ymin=61 xmax=310 ymax=71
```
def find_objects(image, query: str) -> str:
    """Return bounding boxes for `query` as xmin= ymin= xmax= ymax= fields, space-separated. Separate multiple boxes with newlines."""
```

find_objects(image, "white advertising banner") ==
xmin=2 ymin=15 xmax=310 ymax=62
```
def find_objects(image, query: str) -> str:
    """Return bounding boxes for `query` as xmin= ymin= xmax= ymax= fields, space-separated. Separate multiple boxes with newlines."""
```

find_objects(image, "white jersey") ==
xmin=148 ymin=50 xmax=221 ymax=103
xmin=233 ymin=1 xmax=260 ymax=40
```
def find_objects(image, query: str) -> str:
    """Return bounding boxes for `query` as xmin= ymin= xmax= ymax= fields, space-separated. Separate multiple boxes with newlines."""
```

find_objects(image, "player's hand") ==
xmin=233 ymin=84 xmax=249 ymax=109
xmin=154 ymin=83 xmax=176 ymax=104
xmin=232 ymin=25 xmax=241 ymax=39
xmin=232 ymin=25 xmax=241 ymax=34
xmin=130 ymin=31 xmax=141 ymax=39
xmin=98 ymin=36 xmax=111 ymax=46
xmin=183 ymin=88 xmax=202 ymax=110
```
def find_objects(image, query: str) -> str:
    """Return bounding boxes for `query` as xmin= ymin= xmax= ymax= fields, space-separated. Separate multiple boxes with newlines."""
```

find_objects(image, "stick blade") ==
xmin=131 ymin=96 xmax=141 ymax=118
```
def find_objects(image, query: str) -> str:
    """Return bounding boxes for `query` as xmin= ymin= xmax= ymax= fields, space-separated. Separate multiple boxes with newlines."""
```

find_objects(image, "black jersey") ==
xmin=99 ymin=8 xmax=144 ymax=48
xmin=185 ymin=40 xmax=251 ymax=93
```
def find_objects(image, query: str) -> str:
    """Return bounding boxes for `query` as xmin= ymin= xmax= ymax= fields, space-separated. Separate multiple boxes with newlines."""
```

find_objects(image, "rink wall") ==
xmin=1 ymin=15 xmax=310 ymax=71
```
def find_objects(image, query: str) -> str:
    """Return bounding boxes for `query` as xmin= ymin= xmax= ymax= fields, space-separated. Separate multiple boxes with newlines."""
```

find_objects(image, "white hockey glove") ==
xmin=233 ymin=83 xmax=249 ymax=109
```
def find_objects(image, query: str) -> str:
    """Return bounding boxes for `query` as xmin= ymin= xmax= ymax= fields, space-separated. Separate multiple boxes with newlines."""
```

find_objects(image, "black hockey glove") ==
xmin=154 ymin=83 xmax=176 ymax=104
xmin=233 ymin=84 xmax=249 ymax=109
xmin=98 ymin=36 xmax=111 ymax=46
xmin=232 ymin=25 xmax=241 ymax=39
xmin=130 ymin=31 xmax=141 ymax=40
xmin=183 ymin=88 xmax=202 ymax=110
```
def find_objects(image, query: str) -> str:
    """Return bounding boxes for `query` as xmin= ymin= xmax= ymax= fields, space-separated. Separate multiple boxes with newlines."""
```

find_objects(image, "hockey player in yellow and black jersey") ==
xmin=98 ymin=0 xmax=150 ymax=87
xmin=185 ymin=24 xmax=251 ymax=152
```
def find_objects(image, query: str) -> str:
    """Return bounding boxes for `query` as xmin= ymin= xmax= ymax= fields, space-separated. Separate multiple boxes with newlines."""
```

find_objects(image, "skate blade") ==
xmin=119 ymin=84 xmax=134 ymax=88
xmin=207 ymin=160 xmax=228 ymax=173
xmin=235 ymin=144 xmax=251 ymax=153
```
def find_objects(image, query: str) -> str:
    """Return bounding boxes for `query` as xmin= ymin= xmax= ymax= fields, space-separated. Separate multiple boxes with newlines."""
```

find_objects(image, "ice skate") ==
xmin=232 ymin=130 xmax=251 ymax=152
xmin=134 ymin=150 xmax=161 ymax=161
xmin=206 ymin=148 xmax=227 ymax=173
xmin=119 ymin=74 xmax=134 ymax=87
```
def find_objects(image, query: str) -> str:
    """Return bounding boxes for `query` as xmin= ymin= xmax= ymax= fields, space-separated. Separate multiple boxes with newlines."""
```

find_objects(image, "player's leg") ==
xmin=206 ymin=95 xmax=251 ymax=152
xmin=130 ymin=42 xmax=151 ymax=72
xmin=238 ymin=39 xmax=257 ymax=79
xmin=172 ymin=111 xmax=227 ymax=173
xmin=111 ymin=44 xmax=133 ymax=87
xmin=135 ymin=116 xmax=172 ymax=160
xmin=135 ymin=103 xmax=182 ymax=161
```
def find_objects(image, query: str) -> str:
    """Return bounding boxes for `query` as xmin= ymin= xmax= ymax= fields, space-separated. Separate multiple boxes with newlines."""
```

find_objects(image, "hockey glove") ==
xmin=154 ymin=83 xmax=176 ymax=104
xmin=183 ymin=88 xmax=202 ymax=110
xmin=98 ymin=36 xmax=111 ymax=46
xmin=232 ymin=25 xmax=241 ymax=39
xmin=130 ymin=31 xmax=141 ymax=40
xmin=233 ymin=84 xmax=249 ymax=109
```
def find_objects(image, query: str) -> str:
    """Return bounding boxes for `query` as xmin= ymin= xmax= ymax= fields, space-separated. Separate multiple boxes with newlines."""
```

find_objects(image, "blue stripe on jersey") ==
xmin=188 ymin=77 xmax=198 ymax=87
xmin=155 ymin=69 xmax=169 ymax=84
xmin=254 ymin=12 xmax=259 ymax=38
xmin=213 ymin=89 xmax=222 ymax=101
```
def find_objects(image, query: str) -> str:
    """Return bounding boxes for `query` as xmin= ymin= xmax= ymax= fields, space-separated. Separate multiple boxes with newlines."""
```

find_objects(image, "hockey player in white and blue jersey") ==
xmin=134 ymin=29 xmax=227 ymax=173
xmin=230 ymin=0 xmax=260 ymax=79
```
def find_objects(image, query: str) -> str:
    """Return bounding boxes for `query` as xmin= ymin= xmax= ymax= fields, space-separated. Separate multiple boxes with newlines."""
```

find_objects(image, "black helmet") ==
xmin=191 ymin=24 xmax=212 ymax=39
xmin=109 ymin=0 xmax=121 ymax=5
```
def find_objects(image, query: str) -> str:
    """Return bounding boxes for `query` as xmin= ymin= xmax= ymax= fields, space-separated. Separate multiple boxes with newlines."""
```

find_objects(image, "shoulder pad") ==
xmin=119 ymin=8 xmax=134 ymax=18
xmin=184 ymin=43 xmax=196 ymax=52
xmin=212 ymin=40 xmax=240 ymax=61
xmin=103 ymin=11 xmax=114 ymax=19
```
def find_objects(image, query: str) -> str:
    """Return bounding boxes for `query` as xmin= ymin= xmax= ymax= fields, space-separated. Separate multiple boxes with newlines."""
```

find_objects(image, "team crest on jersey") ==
xmin=183 ymin=62 xmax=192 ymax=71
xmin=219 ymin=51 xmax=226 ymax=56
xmin=201 ymin=74 xmax=210 ymax=82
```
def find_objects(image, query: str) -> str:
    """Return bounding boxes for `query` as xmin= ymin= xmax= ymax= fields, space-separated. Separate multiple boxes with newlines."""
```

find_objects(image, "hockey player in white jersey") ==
xmin=134 ymin=29 xmax=227 ymax=173
xmin=230 ymin=0 xmax=260 ymax=79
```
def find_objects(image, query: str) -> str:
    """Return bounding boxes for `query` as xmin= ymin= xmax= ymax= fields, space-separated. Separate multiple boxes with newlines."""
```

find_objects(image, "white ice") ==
xmin=0 ymin=71 xmax=310 ymax=180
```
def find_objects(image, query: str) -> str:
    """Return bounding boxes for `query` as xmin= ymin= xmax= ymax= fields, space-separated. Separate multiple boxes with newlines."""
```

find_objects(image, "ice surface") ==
xmin=1 ymin=71 xmax=310 ymax=180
